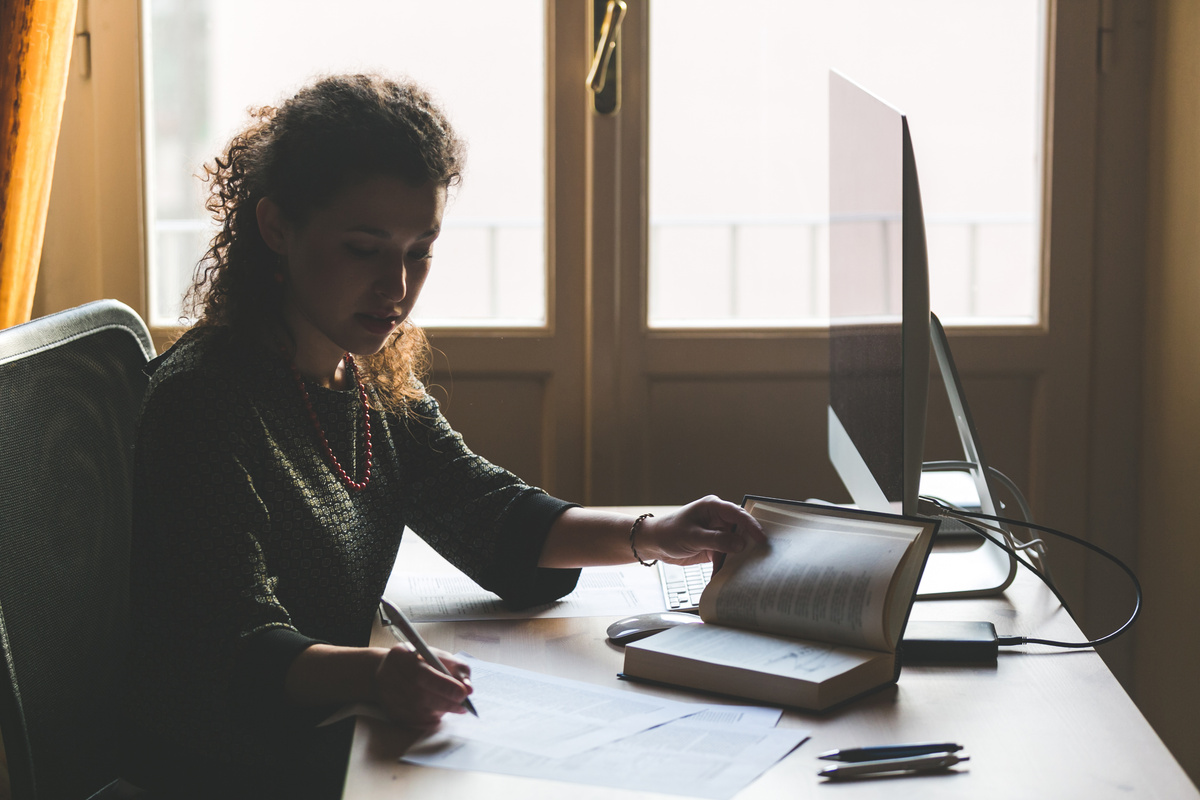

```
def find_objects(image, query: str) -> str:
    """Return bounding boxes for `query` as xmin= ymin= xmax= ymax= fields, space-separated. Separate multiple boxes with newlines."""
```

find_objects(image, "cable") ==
xmin=921 ymin=497 xmax=1140 ymax=648
xmin=937 ymin=504 xmax=1055 ymax=594
xmin=923 ymin=501 xmax=1074 ymax=618
xmin=917 ymin=495 xmax=1142 ymax=649
xmin=922 ymin=460 xmax=1035 ymax=525
xmin=921 ymin=460 xmax=1054 ymax=585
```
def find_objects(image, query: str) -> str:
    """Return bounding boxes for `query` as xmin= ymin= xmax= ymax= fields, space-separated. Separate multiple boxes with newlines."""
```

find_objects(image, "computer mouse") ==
xmin=605 ymin=611 xmax=703 ymax=645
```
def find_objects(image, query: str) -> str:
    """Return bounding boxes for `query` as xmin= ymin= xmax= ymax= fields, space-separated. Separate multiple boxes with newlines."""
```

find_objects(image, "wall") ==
xmin=1137 ymin=0 xmax=1200 ymax=783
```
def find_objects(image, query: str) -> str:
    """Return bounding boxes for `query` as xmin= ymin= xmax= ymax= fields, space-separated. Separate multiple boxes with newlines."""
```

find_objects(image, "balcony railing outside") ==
xmin=150 ymin=214 xmax=1035 ymax=329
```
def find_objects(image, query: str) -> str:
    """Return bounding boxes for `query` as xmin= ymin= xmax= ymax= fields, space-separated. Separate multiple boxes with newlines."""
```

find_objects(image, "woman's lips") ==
xmin=356 ymin=313 xmax=400 ymax=335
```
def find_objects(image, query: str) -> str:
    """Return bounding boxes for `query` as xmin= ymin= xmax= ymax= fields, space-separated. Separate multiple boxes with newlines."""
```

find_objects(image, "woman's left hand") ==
xmin=637 ymin=495 xmax=766 ymax=568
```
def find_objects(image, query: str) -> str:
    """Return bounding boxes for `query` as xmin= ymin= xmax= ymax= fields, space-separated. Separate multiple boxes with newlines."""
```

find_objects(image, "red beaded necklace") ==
xmin=291 ymin=353 xmax=373 ymax=491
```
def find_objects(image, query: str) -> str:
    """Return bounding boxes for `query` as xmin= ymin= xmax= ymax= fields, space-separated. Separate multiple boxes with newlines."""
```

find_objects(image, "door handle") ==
xmin=588 ymin=0 xmax=627 ymax=113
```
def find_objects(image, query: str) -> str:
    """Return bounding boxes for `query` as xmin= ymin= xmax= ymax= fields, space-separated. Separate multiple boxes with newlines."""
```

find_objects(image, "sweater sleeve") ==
xmin=128 ymin=371 xmax=319 ymax=746
xmin=393 ymin=394 xmax=582 ymax=608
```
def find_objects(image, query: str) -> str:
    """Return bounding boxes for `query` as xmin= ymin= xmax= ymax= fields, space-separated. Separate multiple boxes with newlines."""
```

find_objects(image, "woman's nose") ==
xmin=376 ymin=264 xmax=408 ymax=303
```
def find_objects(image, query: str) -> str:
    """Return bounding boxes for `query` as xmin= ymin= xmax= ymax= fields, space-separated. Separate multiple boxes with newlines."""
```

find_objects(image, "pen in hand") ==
xmin=378 ymin=598 xmax=479 ymax=718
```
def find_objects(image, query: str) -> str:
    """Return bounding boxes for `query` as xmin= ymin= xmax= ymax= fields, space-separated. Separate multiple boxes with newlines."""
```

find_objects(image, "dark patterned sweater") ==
xmin=123 ymin=326 xmax=579 ymax=795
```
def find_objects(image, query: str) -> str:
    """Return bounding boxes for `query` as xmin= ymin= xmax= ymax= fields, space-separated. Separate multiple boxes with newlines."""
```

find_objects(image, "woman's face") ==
xmin=259 ymin=176 xmax=446 ymax=374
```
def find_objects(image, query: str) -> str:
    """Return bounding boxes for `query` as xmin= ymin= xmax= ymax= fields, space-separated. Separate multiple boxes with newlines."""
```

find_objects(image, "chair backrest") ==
xmin=0 ymin=300 xmax=154 ymax=800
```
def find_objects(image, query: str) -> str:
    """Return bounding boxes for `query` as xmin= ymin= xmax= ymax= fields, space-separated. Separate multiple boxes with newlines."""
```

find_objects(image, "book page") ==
xmin=636 ymin=623 xmax=885 ymax=685
xmin=700 ymin=500 xmax=924 ymax=651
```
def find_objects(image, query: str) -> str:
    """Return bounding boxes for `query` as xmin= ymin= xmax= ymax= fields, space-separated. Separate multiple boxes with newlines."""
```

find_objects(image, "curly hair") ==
xmin=185 ymin=73 xmax=466 ymax=411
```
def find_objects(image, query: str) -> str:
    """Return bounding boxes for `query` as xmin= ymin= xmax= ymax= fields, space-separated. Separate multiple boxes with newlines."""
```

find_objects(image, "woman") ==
xmin=123 ymin=73 xmax=763 ymax=798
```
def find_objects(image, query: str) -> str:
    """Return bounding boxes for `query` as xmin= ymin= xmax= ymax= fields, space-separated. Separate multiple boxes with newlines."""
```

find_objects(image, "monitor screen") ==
xmin=826 ymin=71 xmax=1016 ymax=598
xmin=827 ymin=71 xmax=928 ymax=516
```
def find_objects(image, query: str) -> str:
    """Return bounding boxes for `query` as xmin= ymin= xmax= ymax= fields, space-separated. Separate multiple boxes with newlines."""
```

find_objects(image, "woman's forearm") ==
xmin=537 ymin=507 xmax=643 ymax=568
xmin=287 ymin=641 xmax=474 ymax=726
xmin=538 ymin=498 xmax=766 ymax=569
xmin=284 ymin=643 xmax=388 ymax=707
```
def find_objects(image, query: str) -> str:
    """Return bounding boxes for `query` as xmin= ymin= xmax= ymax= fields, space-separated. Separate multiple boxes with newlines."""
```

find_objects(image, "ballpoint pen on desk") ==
xmin=818 ymin=753 xmax=970 ymax=780
xmin=378 ymin=597 xmax=479 ymax=718
xmin=818 ymin=742 xmax=964 ymax=762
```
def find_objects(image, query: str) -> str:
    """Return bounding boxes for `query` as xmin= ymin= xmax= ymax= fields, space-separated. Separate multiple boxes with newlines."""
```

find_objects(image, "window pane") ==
xmin=649 ymin=1 xmax=1043 ymax=328
xmin=144 ymin=0 xmax=545 ymax=328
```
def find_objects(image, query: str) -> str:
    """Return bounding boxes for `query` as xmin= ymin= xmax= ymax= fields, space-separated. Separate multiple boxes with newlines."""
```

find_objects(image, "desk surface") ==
xmin=342 ymin=510 xmax=1197 ymax=800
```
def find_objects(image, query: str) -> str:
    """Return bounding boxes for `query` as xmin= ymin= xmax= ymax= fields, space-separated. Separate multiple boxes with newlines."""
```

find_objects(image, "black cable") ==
xmin=920 ymin=498 xmax=1076 ymax=618
xmin=918 ymin=496 xmax=1142 ymax=649
xmin=921 ymin=459 xmax=1055 ymax=585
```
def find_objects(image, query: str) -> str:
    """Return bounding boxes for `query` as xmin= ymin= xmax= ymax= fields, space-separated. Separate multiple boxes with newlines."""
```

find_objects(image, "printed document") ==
xmin=386 ymin=534 xmax=665 ymax=621
xmin=430 ymin=656 xmax=702 ymax=758
xmin=386 ymin=565 xmax=665 ymax=621
xmin=403 ymin=701 xmax=808 ymax=800
xmin=321 ymin=690 xmax=783 ymax=732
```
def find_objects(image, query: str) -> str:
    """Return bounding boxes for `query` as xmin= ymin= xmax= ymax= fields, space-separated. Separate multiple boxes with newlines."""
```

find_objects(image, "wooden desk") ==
xmin=343 ymin=514 xmax=1198 ymax=799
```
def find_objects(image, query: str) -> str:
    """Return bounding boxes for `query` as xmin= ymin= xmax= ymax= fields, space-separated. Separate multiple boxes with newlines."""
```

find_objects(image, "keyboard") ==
xmin=935 ymin=516 xmax=985 ymax=538
xmin=658 ymin=561 xmax=714 ymax=610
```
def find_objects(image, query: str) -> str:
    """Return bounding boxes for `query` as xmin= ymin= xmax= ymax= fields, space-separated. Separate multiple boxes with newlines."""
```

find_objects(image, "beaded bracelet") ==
xmin=629 ymin=513 xmax=657 ymax=567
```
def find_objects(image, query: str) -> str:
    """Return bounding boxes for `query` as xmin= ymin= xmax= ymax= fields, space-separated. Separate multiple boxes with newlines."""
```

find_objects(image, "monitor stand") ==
xmin=915 ymin=314 xmax=1016 ymax=599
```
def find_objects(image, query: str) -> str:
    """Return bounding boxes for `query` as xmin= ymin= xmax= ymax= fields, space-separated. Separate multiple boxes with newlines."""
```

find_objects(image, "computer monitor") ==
xmin=827 ymin=70 xmax=928 ymax=518
xmin=827 ymin=71 xmax=1015 ymax=598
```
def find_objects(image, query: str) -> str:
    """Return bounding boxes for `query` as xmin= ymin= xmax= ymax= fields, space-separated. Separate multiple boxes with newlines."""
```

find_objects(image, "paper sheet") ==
xmin=430 ymin=656 xmax=702 ymax=758
xmin=402 ymin=712 xmax=808 ymax=800
xmin=321 ymin=698 xmax=782 ymax=731
xmin=685 ymin=704 xmax=782 ymax=728
xmin=385 ymin=562 xmax=666 ymax=622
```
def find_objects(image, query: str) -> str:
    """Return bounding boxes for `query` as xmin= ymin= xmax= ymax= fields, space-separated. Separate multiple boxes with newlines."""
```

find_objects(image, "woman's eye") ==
xmin=345 ymin=244 xmax=378 ymax=257
xmin=408 ymin=250 xmax=434 ymax=263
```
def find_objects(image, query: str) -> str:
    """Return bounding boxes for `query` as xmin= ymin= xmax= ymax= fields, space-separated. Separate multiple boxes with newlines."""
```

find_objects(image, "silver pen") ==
xmin=818 ymin=752 xmax=969 ymax=779
xmin=379 ymin=597 xmax=479 ymax=717
xmin=819 ymin=742 xmax=963 ymax=761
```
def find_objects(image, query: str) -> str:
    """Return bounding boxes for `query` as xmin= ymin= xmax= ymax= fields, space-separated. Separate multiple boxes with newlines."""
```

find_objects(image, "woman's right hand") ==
xmin=372 ymin=643 xmax=474 ymax=728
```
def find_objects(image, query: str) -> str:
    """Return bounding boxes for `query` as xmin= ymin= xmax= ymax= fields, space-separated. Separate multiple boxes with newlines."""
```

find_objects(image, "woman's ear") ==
xmin=256 ymin=197 xmax=290 ymax=255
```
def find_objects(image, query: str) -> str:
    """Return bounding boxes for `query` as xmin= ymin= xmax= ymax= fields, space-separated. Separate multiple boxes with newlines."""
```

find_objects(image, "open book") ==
xmin=622 ymin=497 xmax=939 ymax=711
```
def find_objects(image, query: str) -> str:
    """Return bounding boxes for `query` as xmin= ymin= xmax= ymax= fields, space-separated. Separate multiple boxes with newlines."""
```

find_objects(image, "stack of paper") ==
xmin=398 ymin=657 xmax=809 ymax=800
xmin=386 ymin=562 xmax=667 ymax=621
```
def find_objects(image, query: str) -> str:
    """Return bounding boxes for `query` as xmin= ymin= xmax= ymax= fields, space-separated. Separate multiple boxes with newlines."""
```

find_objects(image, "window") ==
xmin=145 ymin=2 xmax=1043 ymax=332
xmin=648 ymin=1 xmax=1044 ymax=327
xmin=143 ymin=0 xmax=546 ymax=328
xmin=59 ymin=0 xmax=1082 ymax=508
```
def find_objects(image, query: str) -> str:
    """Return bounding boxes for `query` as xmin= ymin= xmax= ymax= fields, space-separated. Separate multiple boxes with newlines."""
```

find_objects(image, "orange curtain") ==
xmin=0 ymin=0 xmax=78 ymax=330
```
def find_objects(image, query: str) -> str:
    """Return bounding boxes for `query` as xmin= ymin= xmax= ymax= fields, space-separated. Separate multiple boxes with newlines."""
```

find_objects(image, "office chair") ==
xmin=0 ymin=300 xmax=155 ymax=800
